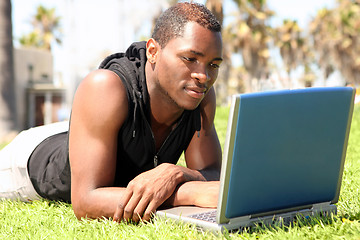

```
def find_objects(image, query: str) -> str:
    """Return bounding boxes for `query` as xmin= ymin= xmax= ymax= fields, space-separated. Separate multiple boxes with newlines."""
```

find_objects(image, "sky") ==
xmin=11 ymin=0 xmax=337 ymax=89
xmin=266 ymin=0 xmax=334 ymax=28
xmin=12 ymin=0 xmax=335 ymax=39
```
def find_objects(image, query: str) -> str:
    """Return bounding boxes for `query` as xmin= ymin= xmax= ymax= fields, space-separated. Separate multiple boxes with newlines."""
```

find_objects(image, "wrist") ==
xmin=171 ymin=181 xmax=219 ymax=208
xmin=171 ymin=182 xmax=195 ymax=207
xmin=176 ymin=165 xmax=206 ymax=182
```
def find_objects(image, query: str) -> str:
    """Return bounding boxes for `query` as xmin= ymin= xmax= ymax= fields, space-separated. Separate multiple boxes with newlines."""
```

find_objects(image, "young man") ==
xmin=0 ymin=2 xmax=223 ymax=223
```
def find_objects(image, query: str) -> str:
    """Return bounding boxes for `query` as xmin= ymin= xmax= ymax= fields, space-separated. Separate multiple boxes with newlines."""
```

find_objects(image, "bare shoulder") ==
xmin=71 ymin=69 xmax=128 ymax=132
xmin=74 ymin=69 xmax=127 ymax=109
xmin=69 ymin=68 xmax=128 ymax=182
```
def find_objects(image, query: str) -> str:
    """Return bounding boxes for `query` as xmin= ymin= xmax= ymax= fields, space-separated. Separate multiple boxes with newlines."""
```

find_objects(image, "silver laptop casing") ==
xmin=156 ymin=87 xmax=355 ymax=232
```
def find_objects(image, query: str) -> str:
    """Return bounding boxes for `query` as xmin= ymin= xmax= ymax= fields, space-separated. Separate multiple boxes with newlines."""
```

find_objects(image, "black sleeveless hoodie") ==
xmin=28 ymin=41 xmax=201 ymax=202
xmin=99 ymin=41 xmax=201 ymax=186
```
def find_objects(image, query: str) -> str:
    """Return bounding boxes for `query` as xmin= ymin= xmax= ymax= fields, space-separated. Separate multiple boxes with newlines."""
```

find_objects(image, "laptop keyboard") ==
xmin=189 ymin=210 xmax=217 ymax=223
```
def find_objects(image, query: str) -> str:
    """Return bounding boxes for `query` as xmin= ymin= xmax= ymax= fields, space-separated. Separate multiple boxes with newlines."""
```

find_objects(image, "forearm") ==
xmin=72 ymin=187 xmax=126 ymax=220
xmin=166 ymin=181 xmax=220 ymax=208
xmin=72 ymin=164 xmax=219 ymax=220
xmin=73 ymin=163 xmax=196 ymax=222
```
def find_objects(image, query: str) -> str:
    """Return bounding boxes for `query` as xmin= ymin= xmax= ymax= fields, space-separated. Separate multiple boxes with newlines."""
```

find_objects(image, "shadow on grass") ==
xmin=224 ymin=213 xmax=338 ymax=236
xmin=339 ymin=211 xmax=360 ymax=222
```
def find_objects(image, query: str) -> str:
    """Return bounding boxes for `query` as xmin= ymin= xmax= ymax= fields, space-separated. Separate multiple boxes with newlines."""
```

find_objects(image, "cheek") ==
xmin=209 ymin=69 xmax=219 ymax=85
xmin=158 ymin=58 xmax=190 ymax=81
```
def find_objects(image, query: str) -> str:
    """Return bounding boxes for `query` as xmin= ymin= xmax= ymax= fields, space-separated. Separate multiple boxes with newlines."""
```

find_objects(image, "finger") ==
xmin=122 ymin=193 xmax=142 ymax=222
xmin=113 ymin=190 xmax=133 ymax=222
xmin=132 ymin=196 xmax=151 ymax=223
xmin=113 ymin=207 xmax=124 ymax=223
xmin=142 ymin=198 xmax=163 ymax=222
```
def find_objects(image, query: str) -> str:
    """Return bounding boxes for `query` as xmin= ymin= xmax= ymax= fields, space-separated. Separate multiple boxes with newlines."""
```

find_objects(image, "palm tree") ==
xmin=275 ymin=19 xmax=309 ymax=88
xmin=309 ymin=8 xmax=336 ymax=86
xmin=225 ymin=0 xmax=274 ymax=92
xmin=206 ymin=0 xmax=235 ymax=104
xmin=19 ymin=31 xmax=42 ymax=48
xmin=0 ymin=0 xmax=17 ymax=139
xmin=310 ymin=0 xmax=360 ymax=85
xmin=19 ymin=5 xmax=62 ymax=51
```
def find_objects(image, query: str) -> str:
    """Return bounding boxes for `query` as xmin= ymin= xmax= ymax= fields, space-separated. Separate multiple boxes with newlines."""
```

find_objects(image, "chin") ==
xmin=171 ymin=92 xmax=203 ymax=111
xmin=179 ymin=100 xmax=202 ymax=111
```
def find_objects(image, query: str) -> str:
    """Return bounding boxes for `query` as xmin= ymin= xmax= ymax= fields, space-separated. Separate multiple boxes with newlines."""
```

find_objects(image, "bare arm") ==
xmin=70 ymin=71 xmax=221 ymax=222
xmin=169 ymin=181 xmax=220 ymax=208
xmin=184 ymin=87 xmax=222 ymax=180
xmin=69 ymin=69 xmax=129 ymax=220
xmin=162 ymin=87 xmax=222 ymax=208
xmin=69 ymin=69 xmax=205 ymax=223
xmin=112 ymin=88 xmax=222 ymax=220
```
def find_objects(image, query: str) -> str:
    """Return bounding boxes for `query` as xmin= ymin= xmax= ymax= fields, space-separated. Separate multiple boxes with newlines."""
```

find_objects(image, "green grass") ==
xmin=1 ymin=105 xmax=360 ymax=239
xmin=0 ymin=142 xmax=7 ymax=150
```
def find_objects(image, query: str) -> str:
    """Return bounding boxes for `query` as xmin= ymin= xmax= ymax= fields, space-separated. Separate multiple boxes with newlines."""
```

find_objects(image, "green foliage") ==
xmin=309 ymin=0 xmax=360 ymax=85
xmin=215 ymin=105 xmax=230 ymax=147
xmin=19 ymin=31 xmax=43 ymax=49
xmin=19 ymin=4 xmax=62 ymax=51
xmin=0 ymin=105 xmax=360 ymax=239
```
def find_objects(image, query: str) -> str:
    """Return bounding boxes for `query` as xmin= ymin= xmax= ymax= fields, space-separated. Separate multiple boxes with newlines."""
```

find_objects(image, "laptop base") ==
xmin=156 ymin=203 xmax=337 ymax=233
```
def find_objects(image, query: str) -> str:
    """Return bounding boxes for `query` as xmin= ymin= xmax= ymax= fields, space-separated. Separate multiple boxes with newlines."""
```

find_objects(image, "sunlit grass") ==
xmin=0 ymin=142 xmax=7 ymax=150
xmin=0 ymin=104 xmax=359 ymax=239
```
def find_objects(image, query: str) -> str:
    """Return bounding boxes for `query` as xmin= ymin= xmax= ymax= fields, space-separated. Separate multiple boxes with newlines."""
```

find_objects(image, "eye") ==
xmin=210 ymin=63 xmax=220 ymax=69
xmin=182 ymin=56 xmax=196 ymax=62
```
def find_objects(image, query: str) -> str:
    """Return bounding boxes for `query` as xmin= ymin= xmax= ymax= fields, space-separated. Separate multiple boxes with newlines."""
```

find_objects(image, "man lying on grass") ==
xmin=0 ymin=2 xmax=222 ymax=223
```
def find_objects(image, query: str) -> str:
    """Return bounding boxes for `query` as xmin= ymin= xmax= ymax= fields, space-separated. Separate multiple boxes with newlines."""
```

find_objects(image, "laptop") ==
xmin=156 ymin=87 xmax=355 ymax=232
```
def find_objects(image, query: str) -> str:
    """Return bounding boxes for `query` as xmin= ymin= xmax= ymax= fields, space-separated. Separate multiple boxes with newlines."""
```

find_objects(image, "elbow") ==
xmin=72 ymin=207 xmax=85 ymax=221
xmin=71 ymin=192 xmax=92 ymax=220
xmin=71 ymin=197 xmax=87 ymax=220
xmin=198 ymin=166 xmax=220 ymax=181
xmin=71 ymin=189 xmax=111 ymax=221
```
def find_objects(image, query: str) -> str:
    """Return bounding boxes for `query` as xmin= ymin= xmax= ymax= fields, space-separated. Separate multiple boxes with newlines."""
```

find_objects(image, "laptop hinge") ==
xmin=312 ymin=201 xmax=331 ymax=210
xmin=228 ymin=215 xmax=251 ymax=225
xmin=311 ymin=201 xmax=333 ymax=214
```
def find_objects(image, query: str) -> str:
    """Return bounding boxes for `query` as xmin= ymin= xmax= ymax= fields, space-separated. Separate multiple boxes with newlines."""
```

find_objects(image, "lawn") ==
xmin=0 ymin=104 xmax=359 ymax=239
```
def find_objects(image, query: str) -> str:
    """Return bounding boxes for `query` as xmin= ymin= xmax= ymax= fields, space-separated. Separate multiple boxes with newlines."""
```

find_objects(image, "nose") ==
xmin=191 ymin=66 xmax=209 ymax=84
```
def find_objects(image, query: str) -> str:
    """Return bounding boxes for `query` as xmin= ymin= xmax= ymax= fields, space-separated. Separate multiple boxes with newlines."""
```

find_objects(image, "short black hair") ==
xmin=152 ymin=2 xmax=221 ymax=48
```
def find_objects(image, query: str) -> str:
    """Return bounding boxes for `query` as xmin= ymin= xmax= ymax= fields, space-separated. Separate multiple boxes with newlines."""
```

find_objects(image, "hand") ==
xmin=113 ymin=163 xmax=184 ymax=223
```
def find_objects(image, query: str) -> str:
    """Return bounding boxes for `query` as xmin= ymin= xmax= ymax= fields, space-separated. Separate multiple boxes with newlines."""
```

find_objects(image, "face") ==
xmin=148 ymin=21 xmax=223 ymax=111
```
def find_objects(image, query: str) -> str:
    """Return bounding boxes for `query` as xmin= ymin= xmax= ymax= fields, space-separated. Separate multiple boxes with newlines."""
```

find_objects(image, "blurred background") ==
xmin=0 ymin=0 xmax=359 ymax=140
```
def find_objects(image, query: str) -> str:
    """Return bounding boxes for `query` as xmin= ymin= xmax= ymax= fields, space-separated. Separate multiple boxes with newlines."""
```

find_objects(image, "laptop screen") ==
xmin=224 ymin=87 xmax=354 ymax=218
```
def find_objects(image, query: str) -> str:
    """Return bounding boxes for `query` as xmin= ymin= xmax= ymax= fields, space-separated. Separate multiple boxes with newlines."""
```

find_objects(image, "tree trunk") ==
xmin=0 ymin=0 xmax=17 ymax=139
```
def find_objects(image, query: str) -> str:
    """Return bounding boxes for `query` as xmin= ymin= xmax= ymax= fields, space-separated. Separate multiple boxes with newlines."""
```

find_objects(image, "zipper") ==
xmin=154 ymin=155 xmax=159 ymax=167
xmin=140 ymin=110 xmax=187 ymax=168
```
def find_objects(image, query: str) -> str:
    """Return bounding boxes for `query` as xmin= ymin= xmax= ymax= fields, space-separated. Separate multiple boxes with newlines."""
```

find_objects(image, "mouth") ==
xmin=185 ymin=86 xmax=207 ymax=99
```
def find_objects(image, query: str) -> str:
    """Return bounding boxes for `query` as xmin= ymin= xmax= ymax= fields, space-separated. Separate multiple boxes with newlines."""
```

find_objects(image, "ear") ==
xmin=146 ymin=38 xmax=160 ymax=64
